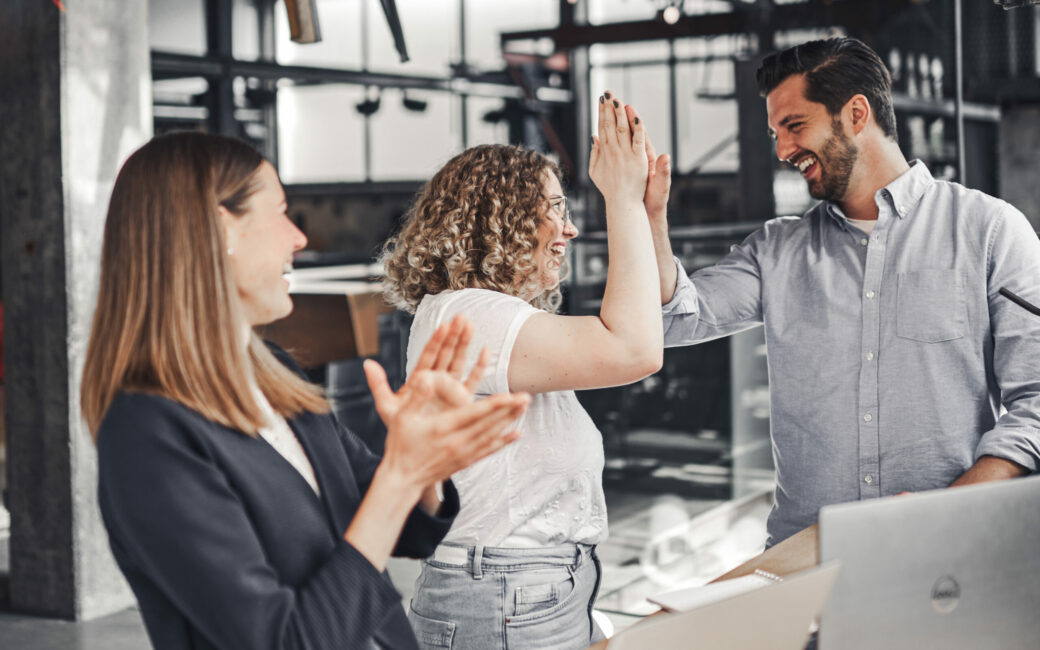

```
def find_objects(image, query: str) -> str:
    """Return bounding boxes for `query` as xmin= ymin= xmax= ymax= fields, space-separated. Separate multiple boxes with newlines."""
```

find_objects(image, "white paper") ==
xmin=647 ymin=573 xmax=776 ymax=612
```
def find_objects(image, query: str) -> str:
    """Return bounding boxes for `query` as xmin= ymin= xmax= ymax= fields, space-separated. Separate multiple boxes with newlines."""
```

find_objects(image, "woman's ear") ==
xmin=218 ymin=205 xmax=238 ymax=256
xmin=846 ymin=94 xmax=872 ymax=136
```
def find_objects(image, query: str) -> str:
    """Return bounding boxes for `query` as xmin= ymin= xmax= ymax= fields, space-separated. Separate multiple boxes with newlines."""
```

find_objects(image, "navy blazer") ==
xmin=97 ymin=349 xmax=459 ymax=650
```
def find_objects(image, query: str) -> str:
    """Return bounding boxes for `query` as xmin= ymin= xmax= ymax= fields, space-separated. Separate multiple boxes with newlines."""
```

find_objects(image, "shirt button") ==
xmin=863 ymin=413 xmax=873 ymax=422
xmin=864 ymin=474 xmax=874 ymax=484
xmin=866 ymin=351 xmax=874 ymax=361
xmin=866 ymin=290 xmax=875 ymax=299
xmin=898 ymin=205 xmax=906 ymax=213
xmin=860 ymin=237 xmax=868 ymax=246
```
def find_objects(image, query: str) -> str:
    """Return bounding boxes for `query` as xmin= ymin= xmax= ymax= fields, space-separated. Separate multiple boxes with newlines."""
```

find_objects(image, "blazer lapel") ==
xmin=289 ymin=411 xmax=359 ymax=536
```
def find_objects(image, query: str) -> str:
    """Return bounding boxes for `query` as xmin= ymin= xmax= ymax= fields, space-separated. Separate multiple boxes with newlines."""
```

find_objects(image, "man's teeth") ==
xmin=796 ymin=157 xmax=816 ymax=173
xmin=283 ymin=262 xmax=294 ymax=275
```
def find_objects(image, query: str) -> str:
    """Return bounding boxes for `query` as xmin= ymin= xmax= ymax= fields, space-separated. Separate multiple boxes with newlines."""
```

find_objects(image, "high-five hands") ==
xmin=589 ymin=91 xmax=649 ymax=207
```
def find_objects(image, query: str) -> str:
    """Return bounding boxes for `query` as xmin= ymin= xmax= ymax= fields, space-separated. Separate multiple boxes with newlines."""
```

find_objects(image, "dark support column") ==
xmin=206 ymin=0 xmax=237 ymax=135
xmin=258 ymin=0 xmax=280 ymax=164
xmin=0 ymin=0 xmax=150 ymax=619
xmin=734 ymin=58 xmax=776 ymax=222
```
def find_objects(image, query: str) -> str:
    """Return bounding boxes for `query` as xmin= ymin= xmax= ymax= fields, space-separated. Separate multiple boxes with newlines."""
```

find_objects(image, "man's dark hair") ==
xmin=756 ymin=37 xmax=897 ymax=141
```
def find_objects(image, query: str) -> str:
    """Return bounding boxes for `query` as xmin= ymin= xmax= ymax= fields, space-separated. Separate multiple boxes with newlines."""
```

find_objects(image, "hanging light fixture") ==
xmin=662 ymin=3 xmax=681 ymax=25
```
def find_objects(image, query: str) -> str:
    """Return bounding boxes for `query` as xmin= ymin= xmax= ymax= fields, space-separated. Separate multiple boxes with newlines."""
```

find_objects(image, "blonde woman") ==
xmin=83 ymin=132 xmax=531 ymax=650
xmin=381 ymin=92 xmax=668 ymax=649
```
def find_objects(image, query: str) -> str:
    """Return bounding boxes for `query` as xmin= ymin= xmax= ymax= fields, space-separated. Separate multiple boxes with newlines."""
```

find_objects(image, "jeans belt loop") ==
xmin=471 ymin=545 xmax=484 ymax=580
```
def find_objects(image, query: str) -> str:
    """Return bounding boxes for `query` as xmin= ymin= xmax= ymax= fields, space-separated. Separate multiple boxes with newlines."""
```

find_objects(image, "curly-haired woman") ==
xmin=381 ymin=92 xmax=670 ymax=649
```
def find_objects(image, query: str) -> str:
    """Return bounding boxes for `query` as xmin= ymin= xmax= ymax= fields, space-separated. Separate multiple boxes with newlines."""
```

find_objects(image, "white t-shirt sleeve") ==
xmin=407 ymin=289 xmax=541 ymax=395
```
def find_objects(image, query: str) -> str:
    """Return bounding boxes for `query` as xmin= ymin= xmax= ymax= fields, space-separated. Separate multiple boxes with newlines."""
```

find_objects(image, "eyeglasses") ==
xmin=548 ymin=195 xmax=573 ymax=227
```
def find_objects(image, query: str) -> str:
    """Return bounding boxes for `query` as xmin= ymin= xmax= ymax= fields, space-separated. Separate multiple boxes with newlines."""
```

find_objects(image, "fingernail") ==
xmin=604 ymin=91 xmax=611 ymax=99
xmin=634 ymin=117 xmax=640 ymax=125
xmin=599 ymin=95 xmax=604 ymax=104
xmin=613 ymin=99 xmax=619 ymax=108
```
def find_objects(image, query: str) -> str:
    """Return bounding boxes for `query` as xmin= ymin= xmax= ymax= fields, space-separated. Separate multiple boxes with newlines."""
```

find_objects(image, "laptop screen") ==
xmin=817 ymin=475 xmax=1040 ymax=650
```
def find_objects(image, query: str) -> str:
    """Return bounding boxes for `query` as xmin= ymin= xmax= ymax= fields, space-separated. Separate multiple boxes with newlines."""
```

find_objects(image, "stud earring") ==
xmin=227 ymin=247 xmax=234 ymax=256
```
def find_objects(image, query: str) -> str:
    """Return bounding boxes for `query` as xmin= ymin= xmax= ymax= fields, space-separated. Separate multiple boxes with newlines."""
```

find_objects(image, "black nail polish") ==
xmin=613 ymin=99 xmax=619 ymax=108
xmin=599 ymin=95 xmax=604 ymax=104
xmin=634 ymin=117 xmax=640 ymax=125
xmin=604 ymin=91 xmax=612 ymax=99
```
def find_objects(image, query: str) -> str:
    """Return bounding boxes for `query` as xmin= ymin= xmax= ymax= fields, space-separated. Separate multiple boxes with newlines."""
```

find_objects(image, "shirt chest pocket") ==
xmin=896 ymin=269 xmax=968 ymax=343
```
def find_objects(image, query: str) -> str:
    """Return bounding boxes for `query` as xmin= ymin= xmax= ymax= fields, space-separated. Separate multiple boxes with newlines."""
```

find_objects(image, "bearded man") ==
xmin=642 ymin=37 xmax=1040 ymax=546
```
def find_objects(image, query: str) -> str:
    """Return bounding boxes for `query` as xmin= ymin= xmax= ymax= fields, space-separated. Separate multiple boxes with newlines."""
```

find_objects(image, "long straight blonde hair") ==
xmin=82 ymin=132 xmax=328 ymax=439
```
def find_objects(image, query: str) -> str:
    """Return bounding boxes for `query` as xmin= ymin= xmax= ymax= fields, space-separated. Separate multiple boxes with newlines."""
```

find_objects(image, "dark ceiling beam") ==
xmin=500 ymin=0 xmax=917 ymax=49
xmin=152 ymin=50 xmax=453 ymax=90
xmin=150 ymin=51 xmax=573 ymax=103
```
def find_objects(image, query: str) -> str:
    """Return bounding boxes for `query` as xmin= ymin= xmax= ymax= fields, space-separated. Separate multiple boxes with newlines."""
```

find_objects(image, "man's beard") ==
xmin=808 ymin=119 xmax=858 ymax=202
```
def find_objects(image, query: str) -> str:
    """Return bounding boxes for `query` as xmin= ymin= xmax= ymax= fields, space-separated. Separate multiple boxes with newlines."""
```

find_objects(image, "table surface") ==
xmin=587 ymin=524 xmax=819 ymax=649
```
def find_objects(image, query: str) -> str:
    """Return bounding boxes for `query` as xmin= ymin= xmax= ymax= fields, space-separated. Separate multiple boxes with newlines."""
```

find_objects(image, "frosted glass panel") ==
xmin=675 ymin=62 xmax=739 ymax=173
xmin=590 ymin=0 xmax=732 ymax=23
xmin=277 ymin=84 xmax=366 ymax=183
xmin=589 ymin=40 xmax=670 ymax=66
xmin=588 ymin=0 xmax=656 ymax=24
xmin=150 ymin=0 xmax=206 ymax=55
xmin=232 ymin=0 xmax=261 ymax=60
xmin=465 ymin=96 xmax=511 ymax=147
xmin=467 ymin=0 xmax=558 ymax=69
xmin=275 ymin=0 xmax=363 ymax=69
xmin=366 ymin=0 xmax=458 ymax=76
xmin=370 ymin=91 xmax=460 ymax=181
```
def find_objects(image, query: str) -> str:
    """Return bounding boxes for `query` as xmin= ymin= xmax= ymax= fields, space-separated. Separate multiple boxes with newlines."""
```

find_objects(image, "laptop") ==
xmin=608 ymin=562 xmax=841 ymax=650
xmin=818 ymin=474 xmax=1040 ymax=650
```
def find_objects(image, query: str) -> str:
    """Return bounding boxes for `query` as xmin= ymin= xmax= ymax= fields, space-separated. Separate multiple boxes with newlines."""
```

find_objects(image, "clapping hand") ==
xmin=363 ymin=315 xmax=528 ymax=492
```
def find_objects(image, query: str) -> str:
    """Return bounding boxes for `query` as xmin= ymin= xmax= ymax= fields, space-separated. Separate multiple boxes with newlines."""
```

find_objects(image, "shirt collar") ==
xmin=874 ymin=159 xmax=934 ymax=219
xmin=822 ymin=159 xmax=934 ymax=229
xmin=823 ymin=201 xmax=850 ymax=231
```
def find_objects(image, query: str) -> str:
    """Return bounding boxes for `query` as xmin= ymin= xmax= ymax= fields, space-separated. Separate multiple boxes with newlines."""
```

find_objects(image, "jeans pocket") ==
xmin=507 ymin=568 xmax=577 ymax=624
xmin=896 ymin=269 xmax=967 ymax=343
xmin=408 ymin=607 xmax=456 ymax=649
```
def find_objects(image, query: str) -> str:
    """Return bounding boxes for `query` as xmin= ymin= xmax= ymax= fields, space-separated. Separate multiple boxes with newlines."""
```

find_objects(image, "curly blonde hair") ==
xmin=381 ymin=144 xmax=566 ymax=314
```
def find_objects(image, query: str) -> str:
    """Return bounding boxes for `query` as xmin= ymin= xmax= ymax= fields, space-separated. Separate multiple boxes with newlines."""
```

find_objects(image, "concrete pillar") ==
xmin=999 ymin=105 xmax=1040 ymax=232
xmin=0 ymin=0 xmax=151 ymax=619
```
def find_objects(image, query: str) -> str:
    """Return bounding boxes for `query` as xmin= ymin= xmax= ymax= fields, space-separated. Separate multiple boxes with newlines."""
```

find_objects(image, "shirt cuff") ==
xmin=662 ymin=256 xmax=700 ymax=317
xmin=974 ymin=428 xmax=1040 ymax=473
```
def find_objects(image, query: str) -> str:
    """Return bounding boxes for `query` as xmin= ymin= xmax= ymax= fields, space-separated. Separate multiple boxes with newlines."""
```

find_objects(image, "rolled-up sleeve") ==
xmin=663 ymin=228 xmax=766 ymax=347
xmin=976 ymin=206 xmax=1040 ymax=471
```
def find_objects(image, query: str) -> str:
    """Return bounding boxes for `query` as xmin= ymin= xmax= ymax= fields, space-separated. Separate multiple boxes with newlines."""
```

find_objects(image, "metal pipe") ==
xmin=669 ymin=39 xmax=680 ymax=172
xmin=954 ymin=0 xmax=967 ymax=183
xmin=459 ymin=0 xmax=468 ymax=148
xmin=361 ymin=0 xmax=372 ymax=183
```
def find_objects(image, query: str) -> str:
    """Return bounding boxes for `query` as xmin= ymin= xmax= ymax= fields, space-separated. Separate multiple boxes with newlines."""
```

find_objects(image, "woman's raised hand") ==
xmin=363 ymin=315 xmax=528 ymax=490
xmin=588 ymin=91 xmax=649 ymax=208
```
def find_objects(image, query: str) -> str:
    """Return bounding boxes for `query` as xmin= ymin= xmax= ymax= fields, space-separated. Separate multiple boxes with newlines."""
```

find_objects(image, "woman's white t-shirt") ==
xmin=407 ymin=288 xmax=607 ymax=548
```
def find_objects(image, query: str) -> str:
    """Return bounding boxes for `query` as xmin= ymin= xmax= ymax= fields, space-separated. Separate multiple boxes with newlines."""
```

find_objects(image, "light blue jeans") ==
xmin=408 ymin=543 xmax=605 ymax=650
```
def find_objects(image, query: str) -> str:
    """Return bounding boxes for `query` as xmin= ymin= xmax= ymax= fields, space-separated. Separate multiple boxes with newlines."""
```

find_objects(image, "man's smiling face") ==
xmin=767 ymin=74 xmax=859 ymax=202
